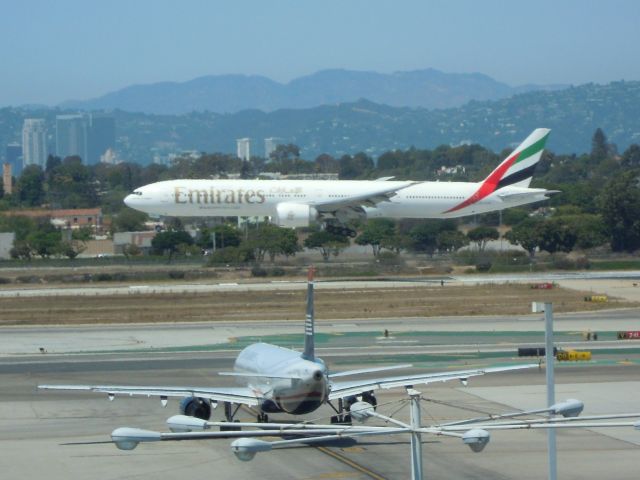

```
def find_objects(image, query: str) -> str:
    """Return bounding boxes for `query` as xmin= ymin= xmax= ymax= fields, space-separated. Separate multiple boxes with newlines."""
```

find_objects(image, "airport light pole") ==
xmin=533 ymin=301 xmax=556 ymax=480
xmin=408 ymin=389 xmax=423 ymax=480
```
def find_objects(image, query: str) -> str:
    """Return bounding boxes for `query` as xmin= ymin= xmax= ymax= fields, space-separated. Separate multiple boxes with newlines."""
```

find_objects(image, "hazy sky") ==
xmin=1 ymin=0 xmax=639 ymax=106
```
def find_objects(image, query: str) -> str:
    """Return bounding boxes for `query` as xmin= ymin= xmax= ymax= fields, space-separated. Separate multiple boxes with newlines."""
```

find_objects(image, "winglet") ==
xmin=302 ymin=266 xmax=315 ymax=361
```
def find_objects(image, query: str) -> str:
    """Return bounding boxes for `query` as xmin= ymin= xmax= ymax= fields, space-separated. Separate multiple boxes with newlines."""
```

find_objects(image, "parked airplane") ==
xmin=39 ymin=269 xmax=534 ymax=425
xmin=124 ymin=129 xmax=555 ymax=236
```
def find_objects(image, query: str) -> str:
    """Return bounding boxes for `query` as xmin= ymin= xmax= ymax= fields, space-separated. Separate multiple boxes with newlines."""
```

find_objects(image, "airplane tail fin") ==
xmin=302 ymin=266 xmax=315 ymax=361
xmin=483 ymin=128 xmax=551 ymax=189
xmin=444 ymin=129 xmax=550 ymax=214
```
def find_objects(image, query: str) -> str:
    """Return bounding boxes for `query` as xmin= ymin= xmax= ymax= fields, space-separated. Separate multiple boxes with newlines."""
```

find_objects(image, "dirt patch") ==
xmin=0 ymin=284 xmax=633 ymax=326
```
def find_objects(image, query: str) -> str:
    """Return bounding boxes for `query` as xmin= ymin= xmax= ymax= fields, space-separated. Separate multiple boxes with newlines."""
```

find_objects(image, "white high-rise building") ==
xmin=22 ymin=119 xmax=48 ymax=168
xmin=236 ymin=138 xmax=251 ymax=161
xmin=264 ymin=137 xmax=280 ymax=160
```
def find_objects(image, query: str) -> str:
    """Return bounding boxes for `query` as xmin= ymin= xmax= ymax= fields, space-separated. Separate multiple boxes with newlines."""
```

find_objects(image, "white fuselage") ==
xmin=125 ymin=179 xmax=550 ymax=219
xmin=234 ymin=343 xmax=328 ymax=415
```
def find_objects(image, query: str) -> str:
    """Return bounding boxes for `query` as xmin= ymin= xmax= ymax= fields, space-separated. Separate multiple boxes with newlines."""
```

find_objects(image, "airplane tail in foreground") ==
xmin=484 ymin=128 xmax=551 ymax=189
xmin=302 ymin=266 xmax=315 ymax=361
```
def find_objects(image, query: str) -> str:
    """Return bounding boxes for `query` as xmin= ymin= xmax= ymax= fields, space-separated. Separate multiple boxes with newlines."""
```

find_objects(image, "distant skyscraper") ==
xmin=87 ymin=114 xmax=115 ymax=165
xmin=5 ymin=143 xmax=22 ymax=176
xmin=22 ymin=119 xmax=47 ymax=168
xmin=236 ymin=138 xmax=251 ymax=161
xmin=264 ymin=137 xmax=280 ymax=160
xmin=56 ymin=114 xmax=88 ymax=161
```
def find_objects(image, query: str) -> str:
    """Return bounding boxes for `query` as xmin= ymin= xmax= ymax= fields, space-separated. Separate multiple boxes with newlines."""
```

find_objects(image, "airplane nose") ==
xmin=124 ymin=194 xmax=134 ymax=208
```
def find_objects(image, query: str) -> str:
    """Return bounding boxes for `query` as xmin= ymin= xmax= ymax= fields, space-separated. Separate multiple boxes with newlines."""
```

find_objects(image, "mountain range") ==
xmin=60 ymin=68 xmax=566 ymax=114
xmin=3 ymin=80 xmax=639 ymax=164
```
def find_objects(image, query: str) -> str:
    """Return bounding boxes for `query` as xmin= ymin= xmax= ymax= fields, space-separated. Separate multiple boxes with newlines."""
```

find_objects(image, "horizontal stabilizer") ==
xmin=497 ymin=189 xmax=560 ymax=201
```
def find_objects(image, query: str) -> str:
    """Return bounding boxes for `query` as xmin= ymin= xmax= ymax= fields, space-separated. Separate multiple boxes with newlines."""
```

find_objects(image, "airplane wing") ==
xmin=328 ymin=364 xmax=536 ymax=400
xmin=310 ymin=181 xmax=416 ymax=213
xmin=38 ymin=384 xmax=260 ymax=406
xmin=329 ymin=364 xmax=412 ymax=379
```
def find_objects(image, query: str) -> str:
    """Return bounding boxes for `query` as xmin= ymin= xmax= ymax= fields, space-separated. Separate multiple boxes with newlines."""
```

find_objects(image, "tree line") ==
xmin=1 ymin=128 xmax=640 ymax=261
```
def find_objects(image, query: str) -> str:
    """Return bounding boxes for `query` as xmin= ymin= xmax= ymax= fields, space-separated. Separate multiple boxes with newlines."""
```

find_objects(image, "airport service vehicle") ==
xmin=39 ymin=270 xmax=532 ymax=425
xmin=124 ymin=129 xmax=556 ymax=236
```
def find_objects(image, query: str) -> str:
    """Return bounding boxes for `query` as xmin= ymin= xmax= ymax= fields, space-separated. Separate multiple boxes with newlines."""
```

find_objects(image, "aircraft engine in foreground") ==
xmin=179 ymin=397 xmax=212 ymax=420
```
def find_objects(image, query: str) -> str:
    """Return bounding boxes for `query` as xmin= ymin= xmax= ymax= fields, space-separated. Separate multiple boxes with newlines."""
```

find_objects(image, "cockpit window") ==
xmin=132 ymin=190 xmax=143 ymax=196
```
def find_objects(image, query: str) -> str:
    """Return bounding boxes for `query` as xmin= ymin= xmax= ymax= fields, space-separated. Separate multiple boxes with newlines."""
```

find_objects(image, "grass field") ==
xmin=0 ymin=283 xmax=634 ymax=326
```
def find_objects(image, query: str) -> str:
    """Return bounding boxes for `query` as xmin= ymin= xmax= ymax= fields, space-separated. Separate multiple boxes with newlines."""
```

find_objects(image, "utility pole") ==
xmin=408 ymin=389 xmax=423 ymax=480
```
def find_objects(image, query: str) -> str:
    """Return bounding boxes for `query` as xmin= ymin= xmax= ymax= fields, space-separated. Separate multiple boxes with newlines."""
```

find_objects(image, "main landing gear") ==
xmin=220 ymin=401 xmax=242 ymax=432
xmin=325 ymin=223 xmax=357 ymax=238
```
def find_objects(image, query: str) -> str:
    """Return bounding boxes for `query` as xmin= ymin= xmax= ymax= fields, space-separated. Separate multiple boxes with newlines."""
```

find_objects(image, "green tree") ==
xmin=46 ymin=156 xmax=97 ymax=208
xmin=408 ymin=220 xmax=457 ymax=256
xmin=436 ymin=230 xmax=469 ymax=253
xmin=27 ymin=229 xmax=61 ymax=258
xmin=621 ymin=144 xmax=640 ymax=168
xmin=536 ymin=219 xmax=577 ymax=254
xmin=122 ymin=243 xmax=142 ymax=261
xmin=58 ymin=240 xmax=86 ymax=259
xmin=10 ymin=240 xmax=32 ymax=260
xmin=304 ymin=230 xmax=350 ymax=261
xmin=269 ymin=144 xmax=300 ymax=163
xmin=558 ymin=214 xmax=608 ymax=250
xmin=15 ymin=165 xmax=45 ymax=206
xmin=598 ymin=171 xmax=640 ymax=252
xmin=0 ymin=215 xmax=36 ymax=241
xmin=151 ymin=230 xmax=194 ymax=262
xmin=246 ymin=224 xmax=300 ymax=262
xmin=467 ymin=226 xmax=500 ymax=252
xmin=72 ymin=226 xmax=93 ymax=241
xmin=591 ymin=128 xmax=608 ymax=160
xmin=112 ymin=207 xmax=148 ymax=232
xmin=355 ymin=219 xmax=396 ymax=256
xmin=198 ymin=224 xmax=242 ymax=250
xmin=314 ymin=154 xmax=338 ymax=173
xmin=502 ymin=208 xmax=529 ymax=226
xmin=504 ymin=218 xmax=544 ymax=258
xmin=338 ymin=152 xmax=374 ymax=179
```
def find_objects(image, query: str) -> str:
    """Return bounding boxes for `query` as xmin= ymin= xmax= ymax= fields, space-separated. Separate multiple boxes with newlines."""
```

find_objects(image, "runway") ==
xmin=1 ymin=277 xmax=639 ymax=479
xmin=2 ymin=307 xmax=640 ymax=356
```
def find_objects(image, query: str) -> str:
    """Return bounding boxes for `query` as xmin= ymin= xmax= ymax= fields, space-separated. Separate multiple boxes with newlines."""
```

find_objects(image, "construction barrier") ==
xmin=584 ymin=295 xmax=608 ymax=302
xmin=556 ymin=350 xmax=592 ymax=361
xmin=617 ymin=331 xmax=640 ymax=339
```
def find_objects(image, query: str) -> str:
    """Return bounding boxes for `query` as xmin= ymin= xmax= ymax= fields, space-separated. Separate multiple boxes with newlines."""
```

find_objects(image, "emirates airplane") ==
xmin=125 ymin=129 xmax=555 ymax=235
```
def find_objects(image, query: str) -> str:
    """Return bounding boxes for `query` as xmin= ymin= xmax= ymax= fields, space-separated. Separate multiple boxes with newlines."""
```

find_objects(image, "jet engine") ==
xmin=274 ymin=203 xmax=318 ymax=228
xmin=179 ymin=397 xmax=212 ymax=420
xmin=259 ymin=399 xmax=283 ymax=414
